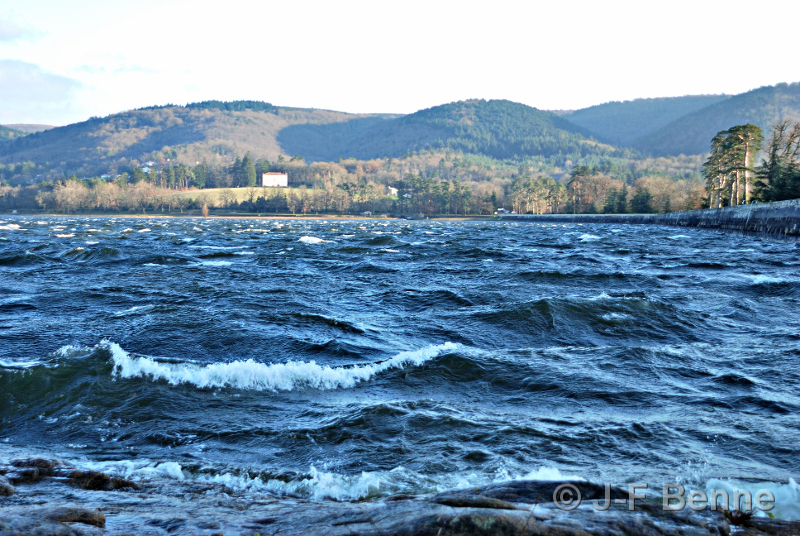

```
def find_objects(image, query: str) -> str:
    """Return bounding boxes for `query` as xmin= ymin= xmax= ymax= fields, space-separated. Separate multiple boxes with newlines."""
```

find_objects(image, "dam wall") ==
xmin=500 ymin=198 xmax=800 ymax=240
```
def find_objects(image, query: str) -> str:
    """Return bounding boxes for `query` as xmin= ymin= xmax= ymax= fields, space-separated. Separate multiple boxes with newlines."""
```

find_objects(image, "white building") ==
xmin=262 ymin=172 xmax=289 ymax=187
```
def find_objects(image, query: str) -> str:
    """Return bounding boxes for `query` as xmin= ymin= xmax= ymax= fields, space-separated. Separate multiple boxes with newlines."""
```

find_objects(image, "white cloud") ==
xmin=0 ymin=59 xmax=82 ymax=123
xmin=0 ymin=14 xmax=39 ymax=42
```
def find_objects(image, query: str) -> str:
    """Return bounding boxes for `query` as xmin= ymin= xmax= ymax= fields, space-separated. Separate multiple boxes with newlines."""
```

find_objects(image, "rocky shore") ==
xmin=2 ymin=457 xmax=798 ymax=536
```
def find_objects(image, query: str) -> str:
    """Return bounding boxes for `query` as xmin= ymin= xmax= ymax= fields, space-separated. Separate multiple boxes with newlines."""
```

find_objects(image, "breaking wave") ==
xmin=105 ymin=341 xmax=458 ymax=391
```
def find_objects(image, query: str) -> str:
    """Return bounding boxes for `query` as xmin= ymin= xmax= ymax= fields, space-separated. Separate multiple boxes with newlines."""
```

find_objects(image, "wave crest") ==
xmin=106 ymin=341 xmax=457 ymax=391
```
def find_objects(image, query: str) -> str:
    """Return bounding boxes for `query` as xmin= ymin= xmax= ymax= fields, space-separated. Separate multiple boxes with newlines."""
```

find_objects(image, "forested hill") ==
xmin=560 ymin=95 xmax=729 ymax=147
xmin=0 ymin=125 xmax=25 ymax=142
xmin=0 ymin=99 xmax=614 ymax=178
xmin=633 ymin=83 xmax=800 ymax=156
xmin=279 ymin=99 xmax=611 ymax=162
xmin=0 ymin=103 xmax=386 ymax=176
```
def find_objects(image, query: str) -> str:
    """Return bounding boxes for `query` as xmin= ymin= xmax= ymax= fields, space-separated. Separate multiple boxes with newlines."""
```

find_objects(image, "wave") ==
xmin=299 ymin=236 xmax=326 ymax=244
xmin=85 ymin=456 xmax=583 ymax=501
xmin=108 ymin=341 xmax=457 ymax=391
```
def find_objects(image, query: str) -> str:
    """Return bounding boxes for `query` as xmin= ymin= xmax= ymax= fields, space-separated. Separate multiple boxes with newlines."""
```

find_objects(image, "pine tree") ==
xmin=242 ymin=153 xmax=257 ymax=187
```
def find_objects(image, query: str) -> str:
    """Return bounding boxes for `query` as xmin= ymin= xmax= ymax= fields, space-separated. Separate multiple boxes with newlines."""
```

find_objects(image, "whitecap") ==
xmin=138 ymin=228 xmax=151 ymax=233
xmin=198 ymin=260 xmax=232 ymax=267
xmin=578 ymin=233 xmax=601 ymax=241
xmin=703 ymin=478 xmax=800 ymax=520
xmin=299 ymin=236 xmax=325 ymax=244
xmin=0 ymin=223 xmax=23 ymax=231
xmin=55 ymin=234 xmax=75 ymax=238
xmin=199 ymin=465 xmax=382 ymax=501
xmin=106 ymin=340 xmax=458 ymax=391
xmin=747 ymin=274 xmax=784 ymax=284
xmin=517 ymin=466 xmax=586 ymax=482
xmin=0 ymin=359 xmax=43 ymax=369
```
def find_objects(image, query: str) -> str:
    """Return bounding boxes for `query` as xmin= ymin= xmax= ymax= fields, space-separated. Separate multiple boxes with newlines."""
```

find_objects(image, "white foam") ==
xmin=199 ymin=466 xmax=382 ymax=500
xmin=668 ymin=234 xmax=691 ymax=240
xmin=747 ymin=274 xmax=784 ymax=284
xmin=55 ymin=234 xmax=74 ymax=238
xmin=299 ymin=236 xmax=325 ymax=244
xmin=0 ymin=359 xmax=43 ymax=369
xmin=0 ymin=223 xmax=22 ymax=230
xmin=198 ymin=260 xmax=232 ymax=267
xmin=106 ymin=340 xmax=457 ymax=391
xmin=703 ymin=478 xmax=800 ymax=520
xmin=138 ymin=228 xmax=151 ymax=233
xmin=601 ymin=312 xmax=630 ymax=321
xmin=578 ymin=233 xmax=601 ymax=241
xmin=517 ymin=466 xmax=586 ymax=482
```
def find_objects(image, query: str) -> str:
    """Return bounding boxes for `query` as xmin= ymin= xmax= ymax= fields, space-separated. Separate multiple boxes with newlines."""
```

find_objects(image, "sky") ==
xmin=1 ymin=0 xmax=799 ymax=125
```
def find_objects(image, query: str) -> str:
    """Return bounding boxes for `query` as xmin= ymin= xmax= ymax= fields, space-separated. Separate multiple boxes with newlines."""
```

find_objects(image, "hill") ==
xmin=633 ymin=82 xmax=800 ymax=156
xmin=279 ymin=99 xmax=610 ymax=162
xmin=3 ymin=124 xmax=55 ymax=134
xmin=0 ymin=102 xmax=382 ymax=176
xmin=0 ymin=99 xmax=614 ymax=178
xmin=0 ymin=125 xmax=25 ymax=142
xmin=561 ymin=95 xmax=729 ymax=146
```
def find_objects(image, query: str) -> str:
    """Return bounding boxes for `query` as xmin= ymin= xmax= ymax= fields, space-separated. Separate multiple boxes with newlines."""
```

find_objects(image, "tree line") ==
xmin=1 ymin=148 xmax=713 ymax=216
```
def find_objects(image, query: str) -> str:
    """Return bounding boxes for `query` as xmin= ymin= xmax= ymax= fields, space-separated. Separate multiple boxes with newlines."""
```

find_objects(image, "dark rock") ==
xmin=431 ymin=479 xmax=627 ymax=503
xmin=66 ymin=470 xmax=140 ymax=491
xmin=430 ymin=494 xmax=525 ymax=510
xmin=43 ymin=506 xmax=106 ymax=527
xmin=12 ymin=458 xmax=62 ymax=470
xmin=0 ymin=475 xmax=15 ymax=496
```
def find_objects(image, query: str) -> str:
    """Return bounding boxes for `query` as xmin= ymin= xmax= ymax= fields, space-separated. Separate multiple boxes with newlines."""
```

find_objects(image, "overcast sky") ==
xmin=1 ymin=0 xmax=799 ymax=125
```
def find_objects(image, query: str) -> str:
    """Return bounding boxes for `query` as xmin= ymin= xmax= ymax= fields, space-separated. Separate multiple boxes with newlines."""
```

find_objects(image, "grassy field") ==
xmin=170 ymin=186 xmax=298 ymax=207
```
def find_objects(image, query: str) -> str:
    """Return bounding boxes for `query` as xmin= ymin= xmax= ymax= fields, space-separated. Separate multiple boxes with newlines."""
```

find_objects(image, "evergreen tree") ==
xmin=755 ymin=120 xmax=800 ymax=201
xmin=630 ymin=188 xmax=654 ymax=213
xmin=616 ymin=185 xmax=628 ymax=213
xmin=242 ymin=153 xmax=257 ymax=187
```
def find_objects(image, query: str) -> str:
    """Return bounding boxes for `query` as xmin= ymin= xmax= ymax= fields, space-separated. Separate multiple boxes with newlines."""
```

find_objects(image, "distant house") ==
xmin=262 ymin=172 xmax=288 ymax=187
xmin=141 ymin=167 xmax=150 ymax=174
xmin=388 ymin=186 xmax=399 ymax=196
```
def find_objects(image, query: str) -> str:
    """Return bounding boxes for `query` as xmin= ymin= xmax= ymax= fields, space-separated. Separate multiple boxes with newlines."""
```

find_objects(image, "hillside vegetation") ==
xmin=0 ymin=125 xmax=24 ymax=142
xmin=634 ymin=83 xmax=800 ymax=156
xmin=0 ymin=103 xmax=381 ymax=177
xmin=280 ymin=99 xmax=610 ymax=162
xmin=561 ymin=95 xmax=729 ymax=146
xmin=3 ymin=124 xmax=55 ymax=134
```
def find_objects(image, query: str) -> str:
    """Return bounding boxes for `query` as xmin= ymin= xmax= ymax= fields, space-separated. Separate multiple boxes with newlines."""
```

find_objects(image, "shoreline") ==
xmin=1 ymin=211 xmax=497 ymax=222
xmin=2 ymin=454 xmax=797 ymax=536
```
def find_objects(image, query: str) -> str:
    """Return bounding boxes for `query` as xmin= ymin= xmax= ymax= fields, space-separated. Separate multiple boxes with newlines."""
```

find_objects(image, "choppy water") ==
xmin=1 ymin=217 xmax=799 ymax=515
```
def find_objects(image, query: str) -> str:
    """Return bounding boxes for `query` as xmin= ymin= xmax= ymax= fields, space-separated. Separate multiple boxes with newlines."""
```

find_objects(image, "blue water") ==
xmin=1 ymin=216 xmax=799 ymax=505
